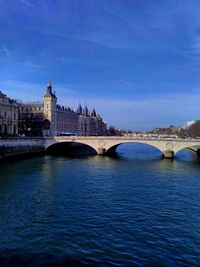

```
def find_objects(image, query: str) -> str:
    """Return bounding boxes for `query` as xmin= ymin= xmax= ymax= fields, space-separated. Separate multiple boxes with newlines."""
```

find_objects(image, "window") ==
xmin=14 ymin=113 xmax=16 ymax=120
xmin=4 ymin=112 xmax=6 ymax=119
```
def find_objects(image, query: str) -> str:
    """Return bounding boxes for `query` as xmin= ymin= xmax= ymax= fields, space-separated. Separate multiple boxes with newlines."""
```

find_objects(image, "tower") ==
xmin=43 ymin=81 xmax=57 ymax=136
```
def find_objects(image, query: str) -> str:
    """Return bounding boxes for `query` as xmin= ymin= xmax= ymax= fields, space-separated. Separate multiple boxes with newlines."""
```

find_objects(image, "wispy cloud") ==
xmin=0 ymin=80 xmax=44 ymax=102
xmin=23 ymin=61 xmax=42 ymax=69
xmin=19 ymin=0 xmax=35 ymax=8
xmin=0 ymin=80 xmax=77 ymax=102
xmin=105 ymin=8 xmax=140 ymax=30
xmin=106 ymin=79 xmax=136 ymax=86
xmin=54 ymin=84 xmax=77 ymax=96
xmin=191 ymin=37 xmax=200 ymax=54
xmin=2 ymin=46 xmax=10 ymax=57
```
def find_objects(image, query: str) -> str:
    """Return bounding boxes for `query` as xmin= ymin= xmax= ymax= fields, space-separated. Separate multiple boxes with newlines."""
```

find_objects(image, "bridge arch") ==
xmin=45 ymin=140 xmax=98 ymax=155
xmin=105 ymin=141 xmax=163 ymax=156
xmin=174 ymin=145 xmax=200 ymax=156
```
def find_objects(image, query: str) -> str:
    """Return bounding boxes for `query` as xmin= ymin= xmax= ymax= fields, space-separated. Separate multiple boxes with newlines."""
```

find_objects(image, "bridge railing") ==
xmin=51 ymin=136 xmax=200 ymax=142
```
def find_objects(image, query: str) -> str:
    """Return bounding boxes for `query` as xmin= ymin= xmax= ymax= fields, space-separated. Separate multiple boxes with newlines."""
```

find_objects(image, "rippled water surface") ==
xmin=0 ymin=143 xmax=200 ymax=266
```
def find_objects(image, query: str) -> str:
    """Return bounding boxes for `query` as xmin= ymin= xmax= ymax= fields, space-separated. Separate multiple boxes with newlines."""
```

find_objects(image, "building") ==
xmin=19 ymin=82 xmax=107 ymax=136
xmin=0 ymin=90 xmax=18 ymax=136
xmin=18 ymin=102 xmax=44 ymax=136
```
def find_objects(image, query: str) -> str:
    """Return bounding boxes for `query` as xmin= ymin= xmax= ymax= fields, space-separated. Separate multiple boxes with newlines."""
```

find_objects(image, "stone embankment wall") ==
xmin=0 ymin=138 xmax=45 ymax=160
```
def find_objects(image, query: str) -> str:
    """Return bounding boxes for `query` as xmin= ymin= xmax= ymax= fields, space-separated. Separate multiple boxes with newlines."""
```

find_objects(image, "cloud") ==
xmin=23 ymin=61 xmax=42 ymax=69
xmin=0 ymin=46 xmax=11 ymax=61
xmin=107 ymin=79 xmax=136 ymax=86
xmin=0 ymin=80 xmax=44 ymax=102
xmin=105 ymin=8 xmax=140 ymax=30
xmin=53 ymin=84 xmax=77 ymax=97
xmin=19 ymin=0 xmax=35 ymax=8
xmin=191 ymin=37 xmax=200 ymax=54
xmin=2 ymin=46 xmax=10 ymax=57
xmin=0 ymin=80 xmax=77 ymax=102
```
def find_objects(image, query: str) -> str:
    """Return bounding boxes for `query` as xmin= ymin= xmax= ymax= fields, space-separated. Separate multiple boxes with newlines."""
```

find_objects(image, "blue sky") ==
xmin=1 ymin=0 xmax=200 ymax=130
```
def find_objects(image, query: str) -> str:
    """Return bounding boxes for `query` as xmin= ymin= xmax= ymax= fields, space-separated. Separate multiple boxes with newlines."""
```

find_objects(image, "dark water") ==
xmin=0 ymin=143 xmax=200 ymax=266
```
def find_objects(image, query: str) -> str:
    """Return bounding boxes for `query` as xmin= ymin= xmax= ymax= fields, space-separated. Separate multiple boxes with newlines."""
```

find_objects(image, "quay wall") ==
xmin=0 ymin=138 xmax=45 ymax=160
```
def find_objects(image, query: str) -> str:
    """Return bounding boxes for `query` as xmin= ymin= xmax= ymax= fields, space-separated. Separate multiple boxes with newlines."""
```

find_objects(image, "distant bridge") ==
xmin=45 ymin=136 xmax=200 ymax=158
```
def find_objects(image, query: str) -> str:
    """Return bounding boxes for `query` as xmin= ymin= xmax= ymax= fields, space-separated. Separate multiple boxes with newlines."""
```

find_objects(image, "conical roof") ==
xmin=47 ymin=81 xmax=52 ymax=88
xmin=91 ymin=108 xmax=97 ymax=117
xmin=83 ymin=106 xmax=89 ymax=116
xmin=77 ymin=104 xmax=83 ymax=115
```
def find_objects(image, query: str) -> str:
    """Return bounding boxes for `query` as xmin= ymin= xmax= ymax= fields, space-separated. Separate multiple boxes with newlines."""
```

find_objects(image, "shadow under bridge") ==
xmin=46 ymin=141 xmax=97 ymax=156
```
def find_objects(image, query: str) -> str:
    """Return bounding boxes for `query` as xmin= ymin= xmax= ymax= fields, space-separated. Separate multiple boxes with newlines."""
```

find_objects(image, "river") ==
xmin=0 ymin=143 xmax=200 ymax=266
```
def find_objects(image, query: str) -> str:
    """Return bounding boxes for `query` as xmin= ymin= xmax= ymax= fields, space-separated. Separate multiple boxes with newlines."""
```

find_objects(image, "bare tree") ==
xmin=188 ymin=120 xmax=200 ymax=137
xmin=107 ymin=126 xmax=121 ymax=136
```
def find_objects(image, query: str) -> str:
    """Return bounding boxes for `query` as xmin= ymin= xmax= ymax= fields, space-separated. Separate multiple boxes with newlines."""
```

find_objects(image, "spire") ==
xmin=44 ymin=81 xmax=57 ymax=99
xmin=47 ymin=81 xmax=52 ymax=94
xmin=47 ymin=81 xmax=52 ymax=88
xmin=91 ymin=108 xmax=97 ymax=117
xmin=77 ymin=104 xmax=83 ymax=115
xmin=83 ymin=105 xmax=89 ymax=116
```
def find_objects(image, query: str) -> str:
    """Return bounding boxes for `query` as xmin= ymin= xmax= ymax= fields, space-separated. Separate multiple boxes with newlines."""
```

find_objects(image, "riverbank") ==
xmin=0 ymin=139 xmax=95 ymax=162
xmin=0 ymin=138 xmax=45 ymax=161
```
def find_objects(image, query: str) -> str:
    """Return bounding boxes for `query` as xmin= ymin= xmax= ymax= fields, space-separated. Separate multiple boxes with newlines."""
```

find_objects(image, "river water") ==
xmin=0 ymin=143 xmax=200 ymax=266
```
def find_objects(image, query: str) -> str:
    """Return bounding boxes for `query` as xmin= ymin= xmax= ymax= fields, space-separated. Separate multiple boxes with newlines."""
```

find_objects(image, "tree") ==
xmin=188 ymin=120 xmax=200 ymax=138
xmin=18 ymin=108 xmax=44 ymax=136
xmin=107 ymin=126 xmax=121 ymax=136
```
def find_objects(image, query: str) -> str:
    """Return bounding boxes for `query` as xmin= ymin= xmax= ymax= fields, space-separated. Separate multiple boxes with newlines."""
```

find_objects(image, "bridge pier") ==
xmin=162 ymin=150 xmax=174 ymax=159
xmin=97 ymin=148 xmax=106 ymax=155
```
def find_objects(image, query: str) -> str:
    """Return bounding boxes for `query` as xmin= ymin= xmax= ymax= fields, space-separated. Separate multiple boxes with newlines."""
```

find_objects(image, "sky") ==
xmin=1 ymin=0 xmax=200 ymax=130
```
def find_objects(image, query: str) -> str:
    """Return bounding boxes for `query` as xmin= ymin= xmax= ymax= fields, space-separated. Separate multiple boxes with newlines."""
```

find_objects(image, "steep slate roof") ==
xmin=83 ymin=106 xmax=89 ymax=116
xmin=77 ymin=104 xmax=83 ymax=115
xmin=56 ymin=104 xmax=75 ymax=113
xmin=91 ymin=108 xmax=97 ymax=117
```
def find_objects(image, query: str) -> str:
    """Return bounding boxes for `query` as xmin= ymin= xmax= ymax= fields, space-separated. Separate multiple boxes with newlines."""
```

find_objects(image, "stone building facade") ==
xmin=0 ymin=91 xmax=18 ymax=136
xmin=43 ymin=82 xmax=107 ymax=136
xmin=18 ymin=82 xmax=107 ymax=137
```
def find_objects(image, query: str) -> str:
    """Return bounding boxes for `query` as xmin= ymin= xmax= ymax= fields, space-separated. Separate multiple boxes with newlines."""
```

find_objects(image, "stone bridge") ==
xmin=44 ymin=136 xmax=200 ymax=158
xmin=1 ymin=136 xmax=200 ymax=159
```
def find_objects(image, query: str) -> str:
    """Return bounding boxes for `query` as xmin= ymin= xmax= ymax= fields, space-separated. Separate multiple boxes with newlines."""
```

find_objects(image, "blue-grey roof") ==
xmin=83 ymin=106 xmax=89 ymax=116
xmin=44 ymin=82 xmax=57 ymax=99
xmin=77 ymin=104 xmax=83 ymax=115
xmin=91 ymin=108 xmax=97 ymax=117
